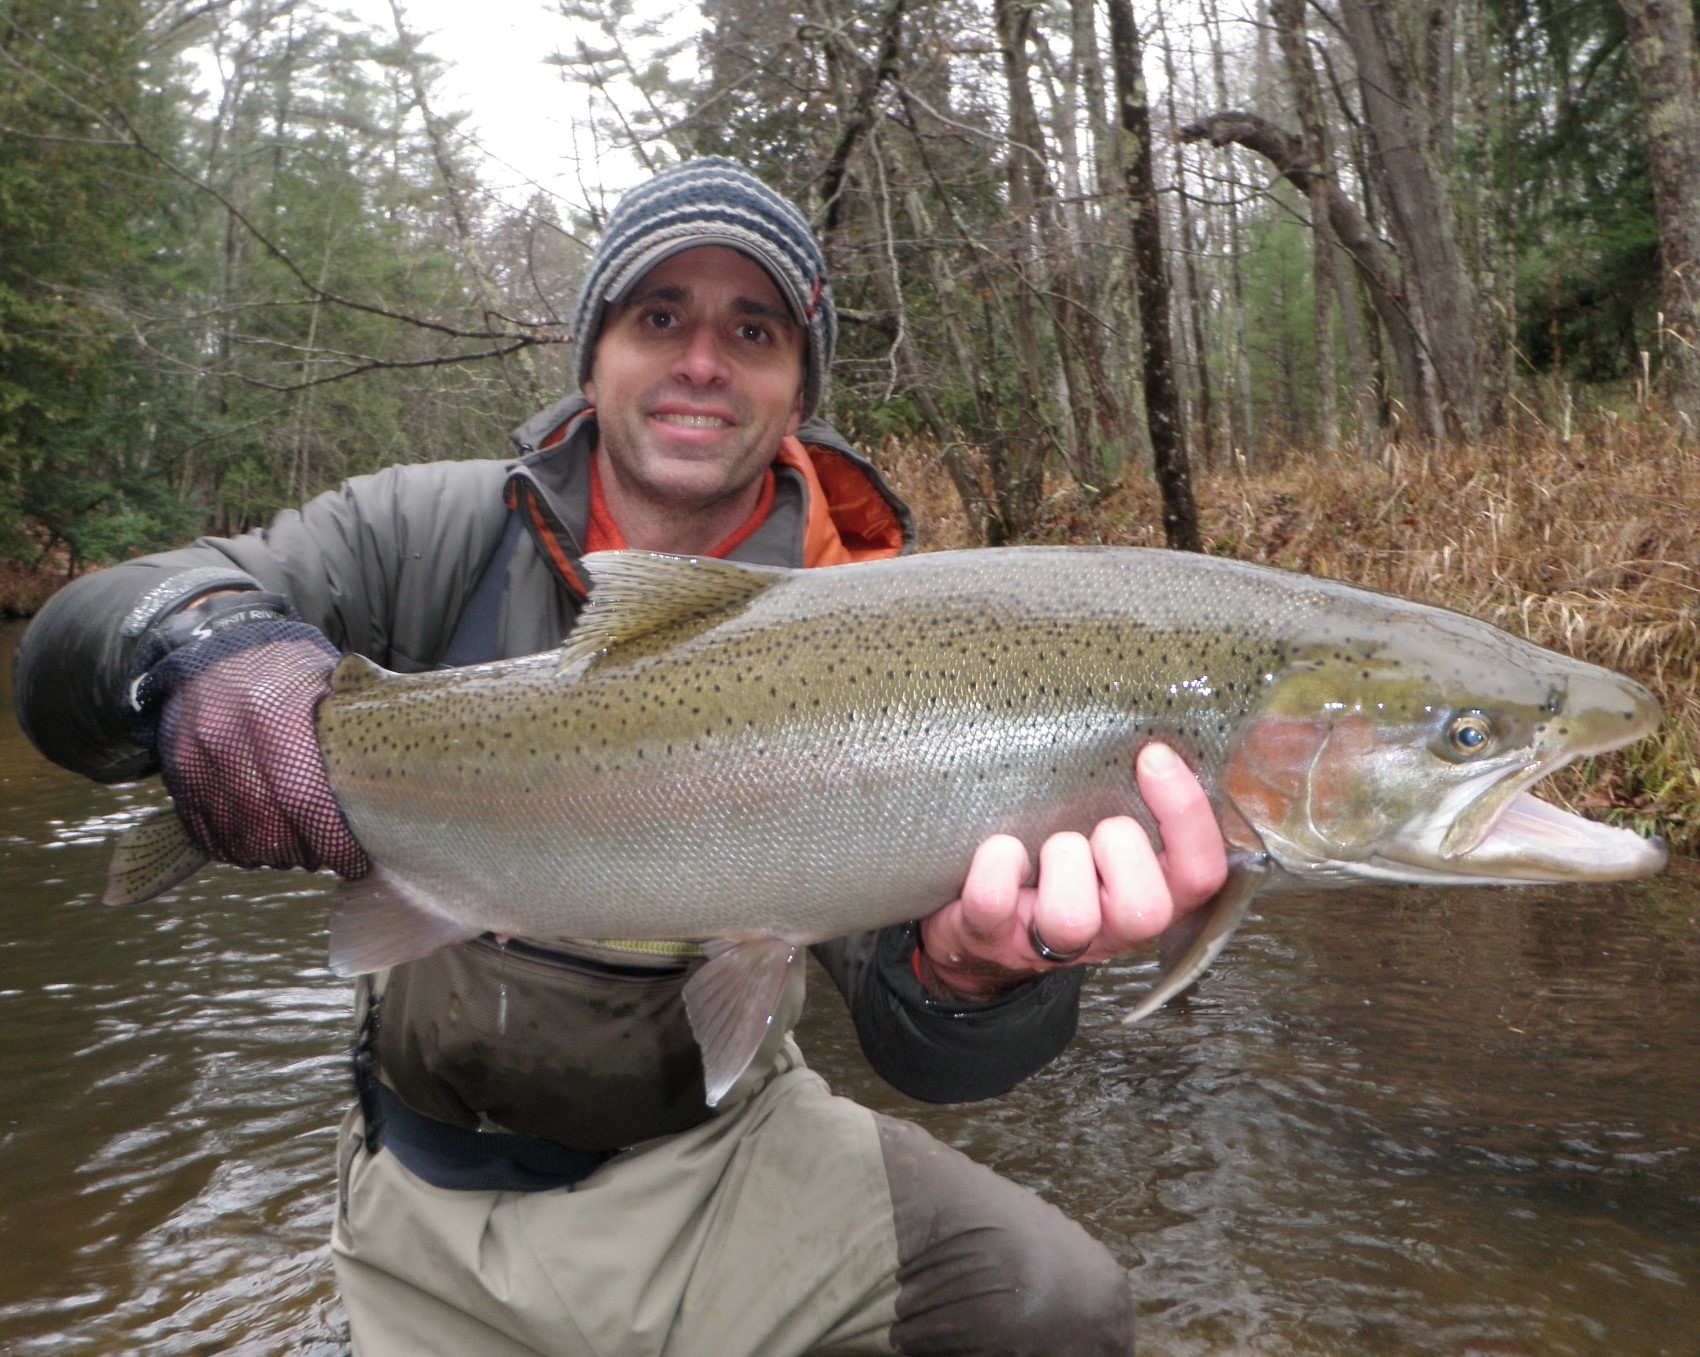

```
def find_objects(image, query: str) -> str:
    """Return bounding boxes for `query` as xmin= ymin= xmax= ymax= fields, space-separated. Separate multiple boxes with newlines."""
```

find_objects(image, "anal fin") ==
xmin=683 ymin=937 xmax=800 ymax=1107
xmin=1122 ymin=853 xmax=1268 ymax=1024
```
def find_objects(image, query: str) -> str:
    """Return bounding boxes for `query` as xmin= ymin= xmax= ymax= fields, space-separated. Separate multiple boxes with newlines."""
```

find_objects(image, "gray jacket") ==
xmin=14 ymin=399 xmax=1084 ymax=1142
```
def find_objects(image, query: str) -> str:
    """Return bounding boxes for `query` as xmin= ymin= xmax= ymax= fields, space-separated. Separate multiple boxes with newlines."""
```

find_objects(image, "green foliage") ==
xmin=1515 ymin=186 xmax=1661 ymax=381
xmin=0 ymin=0 xmax=191 ymax=557
xmin=0 ymin=0 xmax=577 ymax=571
xmin=12 ymin=346 xmax=205 ymax=569
xmin=1496 ymin=0 xmax=1665 ymax=380
xmin=1234 ymin=204 xmax=1318 ymax=449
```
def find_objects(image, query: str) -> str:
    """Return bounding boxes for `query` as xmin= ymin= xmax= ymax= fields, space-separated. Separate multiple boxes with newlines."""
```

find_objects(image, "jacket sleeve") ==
xmin=811 ymin=925 xmax=1082 ymax=1103
xmin=13 ymin=459 xmax=511 ymax=783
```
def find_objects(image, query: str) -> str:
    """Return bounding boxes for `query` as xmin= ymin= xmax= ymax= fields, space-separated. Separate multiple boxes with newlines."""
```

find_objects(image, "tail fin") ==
xmin=105 ymin=806 xmax=209 ymax=906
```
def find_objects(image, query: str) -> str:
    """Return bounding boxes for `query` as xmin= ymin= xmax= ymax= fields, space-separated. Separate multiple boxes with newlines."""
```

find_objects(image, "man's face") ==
xmin=584 ymin=246 xmax=806 ymax=533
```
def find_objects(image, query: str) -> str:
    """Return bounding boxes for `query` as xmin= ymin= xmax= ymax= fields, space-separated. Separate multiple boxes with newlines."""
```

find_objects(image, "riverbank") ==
xmin=886 ymin=415 xmax=1699 ymax=854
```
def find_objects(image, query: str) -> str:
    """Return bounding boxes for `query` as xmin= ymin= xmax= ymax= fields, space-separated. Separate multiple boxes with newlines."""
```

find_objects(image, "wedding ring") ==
xmin=1027 ymin=919 xmax=1089 ymax=965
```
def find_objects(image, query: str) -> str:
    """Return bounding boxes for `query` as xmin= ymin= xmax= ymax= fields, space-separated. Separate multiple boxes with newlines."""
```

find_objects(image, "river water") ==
xmin=2 ymin=618 xmax=1696 ymax=1356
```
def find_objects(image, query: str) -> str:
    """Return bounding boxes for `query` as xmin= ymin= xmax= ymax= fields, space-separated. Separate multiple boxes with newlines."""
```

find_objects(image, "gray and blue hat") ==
xmin=572 ymin=158 xmax=836 ymax=417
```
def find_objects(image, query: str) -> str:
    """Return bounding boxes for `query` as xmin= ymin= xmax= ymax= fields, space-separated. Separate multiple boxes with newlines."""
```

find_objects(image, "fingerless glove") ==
xmin=126 ymin=593 xmax=371 ymax=877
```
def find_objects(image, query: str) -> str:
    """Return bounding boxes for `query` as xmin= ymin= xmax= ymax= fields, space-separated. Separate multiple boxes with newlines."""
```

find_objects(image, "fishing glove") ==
xmin=125 ymin=591 xmax=371 ymax=878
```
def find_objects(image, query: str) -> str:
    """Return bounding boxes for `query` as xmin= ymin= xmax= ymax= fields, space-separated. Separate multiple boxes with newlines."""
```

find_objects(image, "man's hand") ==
xmin=126 ymin=595 xmax=370 ymax=879
xmin=915 ymin=743 xmax=1227 ymax=1002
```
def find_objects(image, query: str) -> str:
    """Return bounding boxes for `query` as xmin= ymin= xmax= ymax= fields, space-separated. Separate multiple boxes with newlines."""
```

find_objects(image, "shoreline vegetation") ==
xmin=6 ymin=415 xmax=1695 ymax=855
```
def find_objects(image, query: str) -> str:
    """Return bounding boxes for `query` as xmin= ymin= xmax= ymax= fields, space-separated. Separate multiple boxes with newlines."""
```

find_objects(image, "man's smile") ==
xmin=652 ymin=410 xmax=734 ymax=429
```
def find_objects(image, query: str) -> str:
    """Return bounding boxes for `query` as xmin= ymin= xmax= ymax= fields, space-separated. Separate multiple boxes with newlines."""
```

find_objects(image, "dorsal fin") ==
xmin=562 ymin=551 xmax=792 ymax=668
xmin=330 ymin=652 xmax=393 ymax=695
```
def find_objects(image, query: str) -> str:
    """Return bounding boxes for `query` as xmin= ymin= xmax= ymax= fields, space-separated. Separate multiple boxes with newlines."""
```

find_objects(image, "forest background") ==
xmin=2 ymin=0 xmax=1698 ymax=849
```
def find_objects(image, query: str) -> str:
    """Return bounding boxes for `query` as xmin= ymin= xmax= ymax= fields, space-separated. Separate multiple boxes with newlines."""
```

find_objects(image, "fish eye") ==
xmin=1443 ymin=712 xmax=1495 ymax=759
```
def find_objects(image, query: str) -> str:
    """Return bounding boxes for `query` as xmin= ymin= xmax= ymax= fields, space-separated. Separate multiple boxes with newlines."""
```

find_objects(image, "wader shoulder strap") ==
xmin=439 ymin=512 xmax=525 ymax=668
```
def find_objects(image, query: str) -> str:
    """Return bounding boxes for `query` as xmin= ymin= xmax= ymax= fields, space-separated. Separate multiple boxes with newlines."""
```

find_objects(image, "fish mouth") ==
xmin=1382 ymin=753 xmax=1668 ymax=885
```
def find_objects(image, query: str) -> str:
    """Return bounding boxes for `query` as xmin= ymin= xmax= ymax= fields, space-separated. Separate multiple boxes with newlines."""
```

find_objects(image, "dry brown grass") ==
xmin=878 ymin=415 xmax=1700 ymax=853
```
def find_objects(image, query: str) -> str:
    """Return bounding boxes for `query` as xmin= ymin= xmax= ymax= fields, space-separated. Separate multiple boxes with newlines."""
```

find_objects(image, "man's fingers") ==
xmin=1089 ymin=816 xmax=1174 ymax=946
xmin=955 ymin=834 xmax=1032 ymax=941
xmin=923 ymin=744 xmax=1228 ymax=995
xmin=1136 ymin=742 xmax=1229 ymax=908
xmin=1030 ymin=831 xmax=1100 ymax=960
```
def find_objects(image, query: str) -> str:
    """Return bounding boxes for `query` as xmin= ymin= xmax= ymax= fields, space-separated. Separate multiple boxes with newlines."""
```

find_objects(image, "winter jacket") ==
xmin=14 ymin=399 xmax=1085 ymax=1147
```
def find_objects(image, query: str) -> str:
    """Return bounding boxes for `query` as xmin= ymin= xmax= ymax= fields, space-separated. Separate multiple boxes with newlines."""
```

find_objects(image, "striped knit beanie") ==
xmin=572 ymin=158 xmax=835 ymax=417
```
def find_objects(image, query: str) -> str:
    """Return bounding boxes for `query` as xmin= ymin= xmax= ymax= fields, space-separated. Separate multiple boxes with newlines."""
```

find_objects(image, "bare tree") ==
xmin=1202 ymin=0 xmax=1255 ymax=461
xmin=1107 ymin=0 xmax=1201 ymax=551
xmin=387 ymin=0 xmax=547 ymax=406
xmin=1335 ymin=0 xmax=1483 ymax=440
xmin=1179 ymin=110 xmax=1438 ymax=439
xmin=1270 ymin=0 xmax=1386 ymax=452
xmin=1617 ymin=0 xmax=1700 ymax=436
xmin=1155 ymin=4 xmax=1218 ymax=471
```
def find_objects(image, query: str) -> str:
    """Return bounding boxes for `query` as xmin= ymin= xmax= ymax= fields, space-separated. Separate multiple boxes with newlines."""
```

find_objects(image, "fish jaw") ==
xmin=1221 ymin=650 xmax=1669 ymax=889
xmin=1429 ymin=785 xmax=1668 ymax=882
xmin=1258 ymin=783 xmax=1669 ymax=888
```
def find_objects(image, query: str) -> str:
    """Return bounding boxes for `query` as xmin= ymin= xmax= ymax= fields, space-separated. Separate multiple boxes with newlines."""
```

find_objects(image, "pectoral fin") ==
xmin=1121 ymin=854 xmax=1268 ymax=1024
xmin=327 ymin=874 xmax=481 ymax=976
xmin=682 ymin=937 xmax=801 ymax=1107
xmin=105 ymin=806 xmax=210 ymax=906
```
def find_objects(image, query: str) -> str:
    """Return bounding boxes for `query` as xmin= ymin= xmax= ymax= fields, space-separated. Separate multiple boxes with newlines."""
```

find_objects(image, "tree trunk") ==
xmin=1156 ymin=6 xmax=1217 ymax=470
xmin=1273 ymin=0 xmax=1385 ymax=450
xmin=991 ymin=0 xmax=1056 ymax=536
xmin=1336 ymin=0 xmax=1482 ymax=440
xmin=995 ymin=0 xmax=1131 ymax=497
xmin=818 ymin=0 xmax=907 ymax=239
xmin=1464 ymin=0 xmax=1514 ymax=430
xmin=1617 ymin=0 xmax=1700 ymax=436
xmin=1204 ymin=0 xmax=1253 ymax=462
xmin=1272 ymin=0 xmax=1337 ymax=451
xmin=1180 ymin=110 xmax=1432 ymax=449
xmin=1106 ymin=0 xmax=1202 ymax=552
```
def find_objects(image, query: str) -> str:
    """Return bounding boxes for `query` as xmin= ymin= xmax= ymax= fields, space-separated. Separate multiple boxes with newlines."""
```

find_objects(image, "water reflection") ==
xmin=3 ymin=618 xmax=1697 ymax=1355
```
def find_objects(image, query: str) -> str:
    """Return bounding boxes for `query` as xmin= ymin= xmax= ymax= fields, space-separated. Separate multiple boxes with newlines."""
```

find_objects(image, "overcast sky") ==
xmin=345 ymin=0 xmax=653 ymax=219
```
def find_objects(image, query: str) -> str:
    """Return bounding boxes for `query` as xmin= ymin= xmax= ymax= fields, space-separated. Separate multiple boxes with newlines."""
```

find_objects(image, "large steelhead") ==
xmin=109 ymin=547 xmax=1667 ymax=1103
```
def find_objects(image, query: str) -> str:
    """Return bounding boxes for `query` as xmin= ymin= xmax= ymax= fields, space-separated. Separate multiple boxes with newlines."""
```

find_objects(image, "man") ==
xmin=14 ymin=159 xmax=1227 ymax=1355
